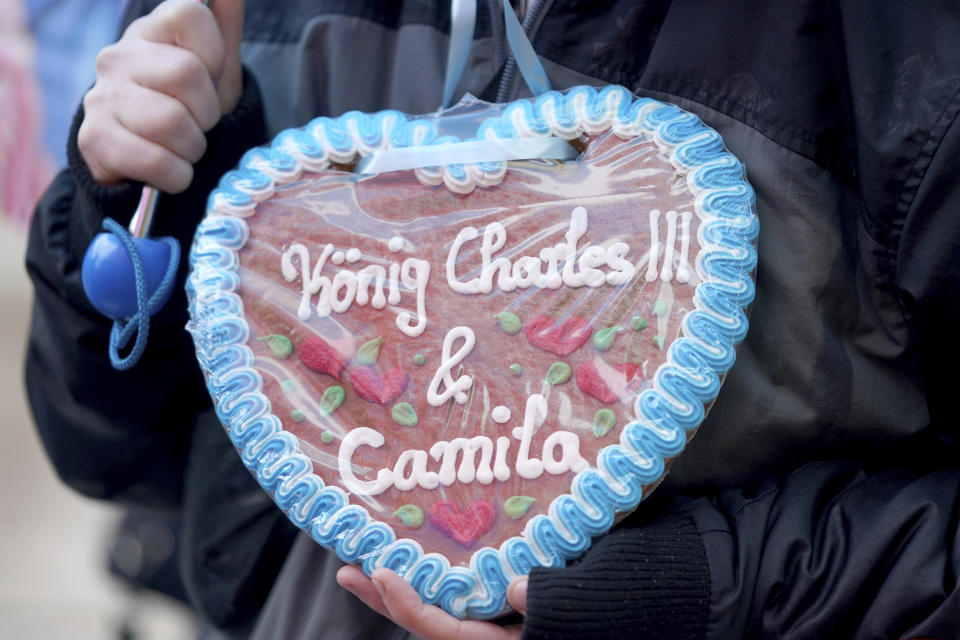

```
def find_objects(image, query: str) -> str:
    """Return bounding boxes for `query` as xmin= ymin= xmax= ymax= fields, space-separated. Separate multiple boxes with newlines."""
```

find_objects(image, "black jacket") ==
xmin=25 ymin=1 xmax=960 ymax=638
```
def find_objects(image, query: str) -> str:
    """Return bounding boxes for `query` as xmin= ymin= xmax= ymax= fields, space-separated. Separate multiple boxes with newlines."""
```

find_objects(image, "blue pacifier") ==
xmin=81 ymin=186 xmax=180 ymax=370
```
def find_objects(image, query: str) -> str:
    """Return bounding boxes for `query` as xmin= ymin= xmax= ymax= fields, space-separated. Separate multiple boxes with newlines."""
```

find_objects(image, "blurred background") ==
xmin=1 ymin=0 xmax=198 ymax=637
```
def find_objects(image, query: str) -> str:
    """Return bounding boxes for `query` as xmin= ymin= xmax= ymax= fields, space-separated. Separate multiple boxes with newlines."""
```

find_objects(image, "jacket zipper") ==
xmin=495 ymin=0 xmax=553 ymax=102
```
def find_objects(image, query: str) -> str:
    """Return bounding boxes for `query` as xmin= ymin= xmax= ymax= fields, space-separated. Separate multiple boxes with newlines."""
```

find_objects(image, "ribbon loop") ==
xmin=501 ymin=0 xmax=551 ymax=96
xmin=441 ymin=0 xmax=478 ymax=109
xmin=355 ymin=136 xmax=579 ymax=175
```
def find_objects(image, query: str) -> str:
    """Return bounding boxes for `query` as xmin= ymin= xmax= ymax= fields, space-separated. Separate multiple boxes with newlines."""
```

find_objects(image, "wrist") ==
xmin=523 ymin=513 xmax=709 ymax=640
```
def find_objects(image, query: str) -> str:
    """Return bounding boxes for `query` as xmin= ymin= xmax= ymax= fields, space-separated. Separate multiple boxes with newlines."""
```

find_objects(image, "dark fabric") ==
xmin=246 ymin=534 xmax=416 ymax=640
xmin=524 ymin=513 xmax=710 ymax=640
xmin=25 ymin=67 xmax=267 ymax=508
xmin=23 ymin=0 xmax=960 ymax=638
xmin=690 ymin=461 xmax=960 ymax=639
xmin=180 ymin=410 xmax=298 ymax=633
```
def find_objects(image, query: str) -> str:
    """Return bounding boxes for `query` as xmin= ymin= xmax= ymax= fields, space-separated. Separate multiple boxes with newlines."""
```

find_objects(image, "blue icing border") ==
xmin=186 ymin=86 xmax=758 ymax=620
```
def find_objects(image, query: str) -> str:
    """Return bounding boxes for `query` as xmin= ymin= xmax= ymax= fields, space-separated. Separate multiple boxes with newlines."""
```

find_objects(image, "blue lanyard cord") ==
xmin=442 ymin=0 xmax=551 ymax=109
xmin=499 ymin=0 xmax=551 ymax=97
xmin=101 ymin=217 xmax=180 ymax=370
xmin=442 ymin=0 xmax=478 ymax=109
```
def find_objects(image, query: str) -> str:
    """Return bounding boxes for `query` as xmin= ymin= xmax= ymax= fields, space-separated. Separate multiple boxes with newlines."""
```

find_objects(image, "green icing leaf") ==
xmin=391 ymin=402 xmax=418 ymax=427
xmin=259 ymin=334 xmax=293 ymax=359
xmin=504 ymin=496 xmax=536 ymax=520
xmin=320 ymin=430 xmax=335 ymax=444
xmin=509 ymin=363 xmax=523 ymax=376
xmin=494 ymin=312 xmax=522 ymax=335
xmin=290 ymin=409 xmax=305 ymax=423
xmin=394 ymin=504 xmax=424 ymax=528
xmin=652 ymin=300 xmax=668 ymax=316
xmin=652 ymin=335 xmax=665 ymax=350
xmin=629 ymin=315 xmax=648 ymax=331
xmin=319 ymin=386 xmax=345 ymax=416
xmin=357 ymin=336 xmax=383 ymax=366
xmin=593 ymin=326 xmax=622 ymax=352
xmin=593 ymin=409 xmax=616 ymax=437
xmin=413 ymin=353 xmax=426 ymax=366
xmin=545 ymin=362 xmax=572 ymax=385
xmin=281 ymin=379 xmax=296 ymax=393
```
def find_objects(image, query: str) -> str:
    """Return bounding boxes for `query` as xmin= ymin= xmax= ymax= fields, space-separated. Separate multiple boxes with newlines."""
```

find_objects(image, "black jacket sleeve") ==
xmin=23 ymin=67 xmax=267 ymax=508
xmin=23 ymin=64 xmax=301 ymax=632
xmin=523 ymin=460 xmax=960 ymax=640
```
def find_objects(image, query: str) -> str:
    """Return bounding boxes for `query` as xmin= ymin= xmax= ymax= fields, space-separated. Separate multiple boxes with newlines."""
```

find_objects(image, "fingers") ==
xmin=506 ymin=577 xmax=528 ymax=614
xmin=78 ymin=0 xmax=245 ymax=192
xmin=93 ymin=36 xmax=221 ymax=130
xmin=78 ymin=104 xmax=195 ymax=193
xmin=336 ymin=565 xmax=391 ymax=619
xmin=370 ymin=568 xmax=521 ymax=640
xmin=209 ymin=0 xmax=245 ymax=113
xmin=338 ymin=566 xmax=524 ymax=640
xmin=128 ymin=0 xmax=227 ymax=83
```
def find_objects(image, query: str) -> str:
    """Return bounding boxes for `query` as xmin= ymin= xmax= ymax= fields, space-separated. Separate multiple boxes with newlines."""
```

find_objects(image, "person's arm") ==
xmin=524 ymin=461 xmax=960 ymax=640
xmin=336 ymin=90 xmax=960 ymax=640
xmin=24 ymin=0 xmax=266 ymax=508
xmin=338 ymin=460 xmax=959 ymax=640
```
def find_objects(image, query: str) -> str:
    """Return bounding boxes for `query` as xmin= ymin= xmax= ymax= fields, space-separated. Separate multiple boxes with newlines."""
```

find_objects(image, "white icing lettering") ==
xmin=677 ymin=211 xmax=692 ymax=283
xmin=512 ymin=394 xmax=548 ymax=479
xmin=446 ymin=227 xmax=481 ymax=294
xmin=429 ymin=436 xmax=495 ymax=485
xmin=444 ymin=206 xmax=646 ymax=296
xmin=338 ymin=428 xmax=395 ymax=495
xmin=661 ymin=210 xmax=678 ymax=282
xmin=491 ymin=405 xmax=511 ymax=423
xmin=395 ymin=258 xmax=430 ymax=337
xmin=645 ymin=208 xmax=693 ymax=284
xmin=427 ymin=327 xmax=475 ymax=406
xmin=493 ymin=436 xmax=512 ymax=481
xmin=542 ymin=431 xmax=589 ymax=475
xmin=280 ymin=244 xmax=429 ymax=334
xmin=427 ymin=327 xmax=477 ymax=407
xmin=645 ymin=209 xmax=661 ymax=282
xmin=339 ymin=395 xmax=590 ymax=496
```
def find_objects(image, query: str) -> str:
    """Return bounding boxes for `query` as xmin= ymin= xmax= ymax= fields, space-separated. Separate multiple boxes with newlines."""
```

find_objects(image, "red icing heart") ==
xmin=299 ymin=336 xmax=348 ymax=379
xmin=429 ymin=500 xmax=497 ymax=548
xmin=575 ymin=361 xmax=643 ymax=403
xmin=523 ymin=314 xmax=592 ymax=356
xmin=350 ymin=366 xmax=409 ymax=404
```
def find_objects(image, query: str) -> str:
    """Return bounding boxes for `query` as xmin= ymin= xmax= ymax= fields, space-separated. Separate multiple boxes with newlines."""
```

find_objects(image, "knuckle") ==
xmin=93 ymin=44 xmax=121 ymax=74
xmin=150 ymin=0 xmax=200 ymax=31
xmin=76 ymin=121 xmax=98 ymax=163
xmin=167 ymin=51 xmax=207 ymax=89
xmin=151 ymin=100 xmax=191 ymax=140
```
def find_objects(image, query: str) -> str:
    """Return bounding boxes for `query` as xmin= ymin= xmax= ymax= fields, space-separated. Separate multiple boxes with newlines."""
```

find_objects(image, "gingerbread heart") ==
xmin=187 ymin=86 xmax=758 ymax=619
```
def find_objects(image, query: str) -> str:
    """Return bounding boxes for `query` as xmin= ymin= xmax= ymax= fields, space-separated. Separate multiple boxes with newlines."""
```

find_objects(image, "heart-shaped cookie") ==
xmin=187 ymin=86 xmax=757 ymax=619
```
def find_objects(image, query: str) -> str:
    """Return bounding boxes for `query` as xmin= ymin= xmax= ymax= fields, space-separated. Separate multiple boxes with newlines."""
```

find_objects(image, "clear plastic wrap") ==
xmin=187 ymin=86 xmax=758 ymax=619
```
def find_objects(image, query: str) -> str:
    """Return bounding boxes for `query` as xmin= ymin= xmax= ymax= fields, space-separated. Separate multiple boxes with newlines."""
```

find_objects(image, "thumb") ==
xmin=506 ymin=577 xmax=528 ymax=615
xmin=209 ymin=0 xmax=244 ymax=114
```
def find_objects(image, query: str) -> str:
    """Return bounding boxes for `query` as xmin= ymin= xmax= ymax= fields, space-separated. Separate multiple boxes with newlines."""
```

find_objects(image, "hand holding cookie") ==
xmin=77 ymin=0 xmax=244 ymax=193
xmin=336 ymin=565 xmax=526 ymax=640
